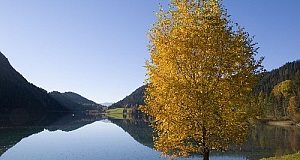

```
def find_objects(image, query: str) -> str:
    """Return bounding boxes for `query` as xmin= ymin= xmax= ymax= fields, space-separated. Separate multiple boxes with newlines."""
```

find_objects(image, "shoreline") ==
xmin=266 ymin=120 xmax=296 ymax=127
xmin=257 ymin=118 xmax=300 ymax=127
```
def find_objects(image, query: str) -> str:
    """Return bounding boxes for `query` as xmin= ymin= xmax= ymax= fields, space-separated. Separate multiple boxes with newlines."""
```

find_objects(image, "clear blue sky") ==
xmin=0 ymin=0 xmax=299 ymax=103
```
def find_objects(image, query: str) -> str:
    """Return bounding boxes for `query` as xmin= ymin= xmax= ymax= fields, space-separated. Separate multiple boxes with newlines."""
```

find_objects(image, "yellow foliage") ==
xmin=273 ymin=80 xmax=292 ymax=98
xmin=140 ymin=0 xmax=263 ymax=158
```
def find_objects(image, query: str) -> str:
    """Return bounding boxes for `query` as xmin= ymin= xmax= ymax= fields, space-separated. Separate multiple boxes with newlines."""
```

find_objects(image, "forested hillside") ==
xmin=49 ymin=91 xmax=105 ymax=112
xmin=110 ymin=85 xmax=146 ymax=109
xmin=112 ymin=60 xmax=300 ymax=123
xmin=255 ymin=60 xmax=300 ymax=95
xmin=0 ymin=52 xmax=69 ymax=126
xmin=255 ymin=60 xmax=300 ymax=122
xmin=63 ymin=92 xmax=99 ymax=105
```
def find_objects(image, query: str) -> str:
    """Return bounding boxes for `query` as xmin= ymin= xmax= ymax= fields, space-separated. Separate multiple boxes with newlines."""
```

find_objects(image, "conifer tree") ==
xmin=140 ymin=0 xmax=263 ymax=159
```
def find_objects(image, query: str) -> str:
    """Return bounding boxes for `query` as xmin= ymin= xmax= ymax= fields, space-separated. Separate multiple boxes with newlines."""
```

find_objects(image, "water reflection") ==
xmin=0 ymin=112 xmax=105 ymax=157
xmin=109 ymin=118 xmax=154 ymax=149
xmin=240 ymin=125 xmax=300 ymax=160
xmin=0 ymin=120 xmax=162 ymax=160
xmin=110 ymin=118 xmax=300 ymax=160
xmin=0 ymin=114 xmax=300 ymax=160
xmin=0 ymin=127 xmax=43 ymax=157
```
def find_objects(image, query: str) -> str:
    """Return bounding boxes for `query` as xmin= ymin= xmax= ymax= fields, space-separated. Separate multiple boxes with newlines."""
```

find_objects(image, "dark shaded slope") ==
xmin=110 ymin=85 xmax=146 ymax=109
xmin=0 ymin=52 xmax=69 ymax=126
xmin=49 ymin=91 xmax=87 ymax=111
xmin=63 ymin=92 xmax=98 ymax=105
xmin=49 ymin=91 xmax=104 ymax=111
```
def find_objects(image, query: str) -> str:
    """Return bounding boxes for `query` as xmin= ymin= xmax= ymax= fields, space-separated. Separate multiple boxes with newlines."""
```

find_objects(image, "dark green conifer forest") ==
xmin=255 ymin=60 xmax=300 ymax=121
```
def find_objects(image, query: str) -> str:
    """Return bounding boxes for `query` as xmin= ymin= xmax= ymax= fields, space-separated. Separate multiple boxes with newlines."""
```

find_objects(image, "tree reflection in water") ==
xmin=111 ymin=116 xmax=300 ymax=160
xmin=1 ymin=114 xmax=300 ymax=160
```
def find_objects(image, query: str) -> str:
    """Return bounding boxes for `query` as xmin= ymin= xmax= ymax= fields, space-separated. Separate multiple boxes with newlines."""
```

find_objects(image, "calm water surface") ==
xmin=0 ymin=116 xmax=299 ymax=160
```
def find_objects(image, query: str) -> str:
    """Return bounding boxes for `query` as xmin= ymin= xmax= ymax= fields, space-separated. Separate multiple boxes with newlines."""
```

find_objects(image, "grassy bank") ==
xmin=107 ymin=108 xmax=132 ymax=119
xmin=260 ymin=152 xmax=300 ymax=160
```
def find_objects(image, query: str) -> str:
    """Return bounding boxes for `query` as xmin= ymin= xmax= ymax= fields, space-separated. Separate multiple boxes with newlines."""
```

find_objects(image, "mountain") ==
xmin=0 ymin=52 xmax=69 ymax=126
xmin=254 ymin=60 xmax=300 ymax=118
xmin=111 ymin=59 xmax=300 ymax=112
xmin=110 ymin=85 xmax=146 ymax=109
xmin=255 ymin=59 xmax=300 ymax=95
xmin=49 ymin=91 xmax=105 ymax=112
xmin=100 ymin=102 xmax=113 ymax=107
xmin=63 ymin=92 xmax=98 ymax=105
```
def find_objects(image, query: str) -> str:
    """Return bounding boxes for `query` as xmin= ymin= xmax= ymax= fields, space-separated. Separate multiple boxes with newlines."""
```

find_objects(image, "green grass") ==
xmin=107 ymin=108 xmax=132 ymax=119
xmin=260 ymin=152 xmax=300 ymax=160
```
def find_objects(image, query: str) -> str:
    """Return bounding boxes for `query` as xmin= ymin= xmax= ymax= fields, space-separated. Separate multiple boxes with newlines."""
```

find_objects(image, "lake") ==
xmin=0 ymin=114 xmax=300 ymax=160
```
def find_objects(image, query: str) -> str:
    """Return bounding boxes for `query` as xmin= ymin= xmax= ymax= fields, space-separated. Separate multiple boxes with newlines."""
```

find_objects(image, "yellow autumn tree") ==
xmin=140 ymin=0 xmax=263 ymax=160
xmin=272 ymin=80 xmax=293 ymax=116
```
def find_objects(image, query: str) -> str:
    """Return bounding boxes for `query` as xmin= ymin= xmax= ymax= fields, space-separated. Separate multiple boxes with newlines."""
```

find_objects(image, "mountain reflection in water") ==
xmin=0 ymin=114 xmax=300 ymax=160
xmin=0 ymin=112 xmax=105 ymax=157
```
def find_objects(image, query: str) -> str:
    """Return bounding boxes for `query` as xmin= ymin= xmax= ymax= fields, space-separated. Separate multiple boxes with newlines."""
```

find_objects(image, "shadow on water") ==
xmin=0 ymin=111 xmax=106 ymax=157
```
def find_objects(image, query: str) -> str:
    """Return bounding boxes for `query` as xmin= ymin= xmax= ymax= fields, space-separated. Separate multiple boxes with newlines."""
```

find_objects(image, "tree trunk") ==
xmin=203 ymin=149 xmax=209 ymax=160
xmin=202 ymin=127 xmax=209 ymax=160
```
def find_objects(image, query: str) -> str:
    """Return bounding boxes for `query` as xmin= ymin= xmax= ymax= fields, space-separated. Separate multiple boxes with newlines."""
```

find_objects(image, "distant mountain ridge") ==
xmin=101 ymin=102 xmax=113 ymax=107
xmin=63 ymin=92 xmax=98 ymax=105
xmin=49 ymin=91 xmax=104 ymax=111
